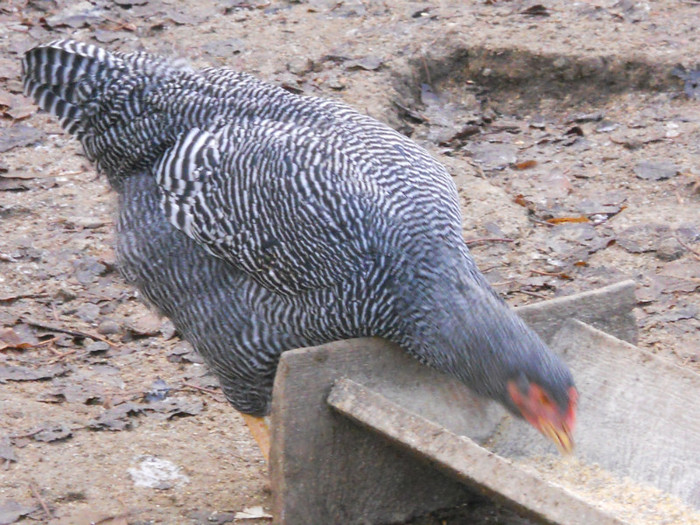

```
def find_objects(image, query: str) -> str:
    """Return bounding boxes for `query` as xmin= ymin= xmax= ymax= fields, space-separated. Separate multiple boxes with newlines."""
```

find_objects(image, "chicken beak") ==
xmin=539 ymin=419 xmax=574 ymax=454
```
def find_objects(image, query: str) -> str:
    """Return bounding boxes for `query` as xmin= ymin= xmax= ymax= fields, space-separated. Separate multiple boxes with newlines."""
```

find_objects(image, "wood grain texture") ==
xmin=550 ymin=320 xmax=700 ymax=507
xmin=328 ymin=378 xmax=626 ymax=525
xmin=516 ymin=280 xmax=637 ymax=345
xmin=268 ymin=282 xmax=697 ymax=524
xmin=269 ymin=337 xmax=477 ymax=525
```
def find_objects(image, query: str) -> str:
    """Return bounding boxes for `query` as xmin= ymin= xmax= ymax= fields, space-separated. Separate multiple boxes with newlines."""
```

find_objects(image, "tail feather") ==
xmin=22 ymin=39 xmax=122 ymax=136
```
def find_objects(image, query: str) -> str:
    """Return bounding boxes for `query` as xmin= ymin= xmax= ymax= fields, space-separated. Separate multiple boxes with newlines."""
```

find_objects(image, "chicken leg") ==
xmin=241 ymin=413 xmax=270 ymax=462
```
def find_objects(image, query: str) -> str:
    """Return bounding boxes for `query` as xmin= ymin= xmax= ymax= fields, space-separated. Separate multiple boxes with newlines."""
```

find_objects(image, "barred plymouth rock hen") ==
xmin=22 ymin=40 xmax=578 ymax=458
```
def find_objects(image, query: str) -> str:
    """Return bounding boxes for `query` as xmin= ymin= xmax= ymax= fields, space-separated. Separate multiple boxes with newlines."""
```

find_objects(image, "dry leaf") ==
xmin=235 ymin=506 xmax=273 ymax=519
xmin=0 ymin=363 xmax=68 ymax=381
xmin=125 ymin=311 xmax=163 ymax=337
xmin=546 ymin=216 xmax=589 ymax=224
xmin=0 ymin=327 xmax=38 ymax=350
xmin=0 ymin=125 xmax=45 ymax=153
xmin=0 ymin=501 xmax=39 ymax=525
xmin=52 ymin=509 xmax=131 ymax=525
xmin=514 ymin=160 xmax=537 ymax=170
xmin=634 ymin=161 xmax=679 ymax=181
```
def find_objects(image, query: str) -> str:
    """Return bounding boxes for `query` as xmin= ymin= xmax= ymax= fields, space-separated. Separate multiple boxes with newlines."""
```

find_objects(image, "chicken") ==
xmin=21 ymin=40 xmax=578 ymax=458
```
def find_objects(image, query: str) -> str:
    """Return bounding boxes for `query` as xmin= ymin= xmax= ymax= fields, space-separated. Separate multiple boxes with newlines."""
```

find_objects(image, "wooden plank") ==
xmin=269 ymin=337 xmax=477 ymax=525
xmin=269 ymin=282 xmax=645 ymax=524
xmin=327 ymin=378 xmax=627 ymax=525
xmin=516 ymin=280 xmax=637 ymax=345
xmin=547 ymin=321 xmax=700 ymax=506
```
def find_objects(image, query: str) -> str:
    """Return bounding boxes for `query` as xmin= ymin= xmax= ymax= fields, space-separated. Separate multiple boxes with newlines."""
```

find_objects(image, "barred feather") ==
xmin=21 ymin=40 xmax=576 ymax=426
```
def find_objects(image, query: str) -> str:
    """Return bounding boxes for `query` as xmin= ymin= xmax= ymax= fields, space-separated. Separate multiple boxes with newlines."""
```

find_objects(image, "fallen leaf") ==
xmin=167 ymin=342 xmax=203 ymax=364
xmin=72 ymin=256 xmax=109 ymax=285
xmin=147 ymin=398 xmax=204 ymax=419
xmin=202 ymin=38 xmax=245 ymax=58
xmin=0 ymin=327 xmax=39 ymax=350
xmin=0 ymin=178 xmax=32 ymax=192
xmin=513 ymin=160 xmax=537 ymax=170
xmin=634 ymin=160 xmax=679 ymax=181
xmin=393 ymin=100 xmax=426 ymax=125
xmin=75 ymin=303 xmax=101 ymax=323
xmin=128 ymin=456 xmax=189 ymax=489
xmin=113 ymin=0 xmax=149 ymax=6
xmin=656 ymin=305 xmax=698 ymax=323
xmin=671 ymin=65 xmax=700 ymax=100
xmin=616 ymin=224 xmax=671 ymax=253
xmin=345 ymin=55 xmax=383 ymax=71
xmin=595 ymin=120 xmax=618 ymax=133
xmin=144 ymin=378 xmax=170 ymax=402
xmin=546 ymin=216 xmax=589 ymax=224
xmin=0 ymin=363 xmax=69 ymax=382
xmin=44 ymin=1 xmax=106 ymax=28
xmin=235 ymin=506 xmax=273 ymax=520
xmin=611 ymin=0 xmax=649 ymax=22
xmin=468 ymin=142 xmax=518 ymax=170
xmin=0 ymin=437 xmax=17 ymax=464
xmin=33 ymin=423 xmax=72 ymax=443
xmin=412 ymin=7 xmax=432 ymax=18
xmin=125 ymin=311 xmax=163 ymax=337
xmin=85 ymin=341 xmax=110 ymax=354
xmin=51 ymin=509 xmax=131 ymax=525
xmin=0 ymin=501 xmax=39 ymax=525
xmin=89 ymin=403 xmax=144 ymax=431
xmin=93 ymin=29 xmax=125 ymax=44
xmin=166 ymin=11 xmax=206 ymax=25
xmin=576 ymin=199 xmax=624 ymax=216
xmin=564 ymin=125 xmax=584 ymax=136
xmin=513 ymin=194 xmax=531 ymax=208
xmin=568 ymin=111 xmax=603 ymax=123
xmin=520 ymin=4 xmax=549 ymax=17
xmin=37 ymin=379 xmax=105 ymax=405
xmin=0 ymin=90 xmax=34 ymax=120
xmin=659 ymin=259 xmax=700 ymax=281
xmin=0 ymin=125 xmax=45 ymax=153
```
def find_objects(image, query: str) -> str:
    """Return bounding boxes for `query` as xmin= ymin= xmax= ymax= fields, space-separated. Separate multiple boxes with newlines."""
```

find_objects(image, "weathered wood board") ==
xmin=327 ymin=378 xmax=626 ymax=525
xmin=269 ymin=336 xmax=478 ymax=525
xmin=516 ymin=280 xmax=637 ymax=345
xmin=269 ymin=282 xmax=700 ymax=524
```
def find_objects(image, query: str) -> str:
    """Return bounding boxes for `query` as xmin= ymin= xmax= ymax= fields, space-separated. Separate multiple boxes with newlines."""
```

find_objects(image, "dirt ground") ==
xmin=0 ymin=0 xmax=698 ymax=524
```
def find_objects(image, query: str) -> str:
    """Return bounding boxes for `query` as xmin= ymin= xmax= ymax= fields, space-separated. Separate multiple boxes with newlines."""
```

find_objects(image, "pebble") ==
xmin=55 ymin=287 xmax=77 ymax=302
xmin=287 ymin=57 xmax=314 ymax=76
xmin=86 ymin=341 xmax=110 ymax=353
xmin=656 ymin=237 xmax=685 ymax=261
xmin=97 ymin=320 xmax=121 ymax=335
xmin=75 ymin=303 xmax=100 ymax=323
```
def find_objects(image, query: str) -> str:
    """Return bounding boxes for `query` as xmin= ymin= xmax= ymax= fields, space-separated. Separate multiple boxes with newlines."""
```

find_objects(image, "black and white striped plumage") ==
xmin=22 ymin=40 xmax=576 ymax=444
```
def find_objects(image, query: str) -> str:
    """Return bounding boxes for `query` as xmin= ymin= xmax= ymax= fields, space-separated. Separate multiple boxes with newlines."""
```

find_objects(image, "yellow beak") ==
xmin=539 ymin=419 xmax=574 ymax=454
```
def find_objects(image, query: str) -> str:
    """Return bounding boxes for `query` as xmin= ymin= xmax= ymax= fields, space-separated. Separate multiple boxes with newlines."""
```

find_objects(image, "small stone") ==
xmin=552 ymin=57 xmax=568 ymax=69
xmin=69 ymin=217 xmax=107 ymax=229
xmin=287 ymin=57 xmax=313 ymax=76
xmin=76 ymin=303 xmax=100 ymax=322
xmin=326 ymin=74 xmax=346 ymax=91
xmin=160 ymin=320 xmax=177 ymax=340
xmin=656 ymin=237 xmax=685 ymax=261
xmin=55 ymin=287 xmax=78 ymax=302
xmin=86 ymin=341 xmax=110 ymax=353
xmin=97 ymin=320 xmax=121 ymax=335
